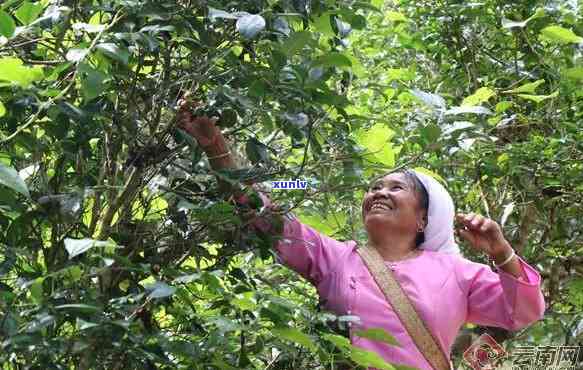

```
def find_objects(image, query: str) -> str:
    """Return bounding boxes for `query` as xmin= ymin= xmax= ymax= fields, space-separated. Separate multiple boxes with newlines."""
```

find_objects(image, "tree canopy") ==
xmin=0 ymin=0 xmax=581 ymax=369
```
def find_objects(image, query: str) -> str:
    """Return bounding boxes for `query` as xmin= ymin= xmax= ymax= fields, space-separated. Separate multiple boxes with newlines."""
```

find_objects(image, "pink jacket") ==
xmin=274 ymin=213 xmax=546 ymax=370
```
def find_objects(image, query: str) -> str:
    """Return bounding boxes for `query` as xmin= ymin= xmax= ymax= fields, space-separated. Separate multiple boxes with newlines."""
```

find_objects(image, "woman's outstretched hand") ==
xmin=455 ymin=213 xmax=513 ymax=262
xmin=176 ymin=93 xmax=237 ymax=194
xmin=175 ymin=94 xmax=286 ymax=237
xmin=176 ymin=95 xmax=221 ymax=150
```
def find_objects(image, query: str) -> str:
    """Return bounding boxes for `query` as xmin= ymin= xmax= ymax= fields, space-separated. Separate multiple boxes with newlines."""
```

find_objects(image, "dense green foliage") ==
xmin=0 ymin=0 xmax=581 ymax=369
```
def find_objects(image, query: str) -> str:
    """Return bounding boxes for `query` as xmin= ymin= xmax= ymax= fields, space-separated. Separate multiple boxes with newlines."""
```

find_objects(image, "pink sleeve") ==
xmin=457 ymin=256 xmax=546 ymax=331
xmin=274 ymin=212 xmax=350 ymax=285
xmin=245 ymin=190 xmax=347 ymax=286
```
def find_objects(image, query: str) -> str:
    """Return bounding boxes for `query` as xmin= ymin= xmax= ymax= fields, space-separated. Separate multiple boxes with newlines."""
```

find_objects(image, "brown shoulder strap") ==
xmin=356 ymin=245 xmax=451 ymax=370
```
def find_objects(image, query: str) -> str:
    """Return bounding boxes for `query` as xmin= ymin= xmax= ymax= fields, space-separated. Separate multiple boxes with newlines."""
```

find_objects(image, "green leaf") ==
xmin=0 ymin=162 xmax=30 ymax=197
xmin=212 ymin=358 xmax=239 ymax=370
xmin=386 ymin=68 xmax=415 ymax=82
xmin=313 ymin=13 xmax=334 ymax=37
xmin=411 ymin=89 xmax=446 ymax=108
xmin=64 ymin=238 xmax=109 ymax=259
xmin=272 ymin=327 xmax=317 ymax=352
xmin=386 ymin=11 xmax=408 ymax=22
xmin=78 ymin=63 xmax=108 ymax=101
xmin=210 ymin=316 xmax=242 ymax=334
xmin=355 ymin=123 xmax=396 ymax=167
xmin=236 ymin=14 xmax=265 ymax=39
xmin=25 ymin=314 xmax=55 ymax=333
xmin=0 ymin=245 xmax=16 ymax=276
xmin=208 ymin=7 xmax=238 ymax=20
xmin=501 ymin=8 xmax=544 ymax=29
xmin=61 ymin=265 xmax=82 ymax=282
xmin=173 ymin=273 xmax=201 ymax=284
xmin=563 ymin=67 xmax=583 ymax=81
xmin=0 ymin=100 xmax=6 ymax=117
xmin=96 ymin=43 xmax=130 ymax=64
xmin=28 ymin=277 xmax=44 ymax=303
xmin=0 ymin=10 xmax=16 ymax=37
xmin=419 ymin=124 xmax=441 ymax=143
xmin=349 ymin=347 xmax=395 ymax=370
xmin=461 ymin=87 xmax=495 ymax=106
xmin=347 ymin=54 xmax=366 ymax=77
xmin=283 ymin=112 xmax=308 ymax=127
xmin=66 ymin=48 xmax=89 ymax=62
xmin=281 ymin=31 xmax=314 ymax=55
xmin=297 ymin=213 xmax=335 ymax=235
xmin=539 ymin=26 xmax=583 ymax=44
xmin=501 ymin=18 xmax=529 ymax=29
xmin=55 ymin=304 xmax=101 ymax=314
xmin=504 ymin=79 xmax=545 ymax=94
xmin=322 ymin=333 xmax=352 ymax=351
xmin=245 ymin=137 xmax=270 ymax=164
xmin=566 ymin=278 xmax=583 ymax=309
xmin=15 ymin=1 xmax=44 ymax=25
xmin=72 ymin=22 xmax=106 ymax=33
xmin=443 ymin=121 xmax=475 ymax=135
xmin=445 ymin=106 xmax=493 ymax=115
xmin=0 ymin=57 xmax=44 ymax=87
xmin=231 ymin=292 xmax=256 ymax=310
xmin=314 ymin=52 xmax=353 ymax=69
xmin=354 ymin=328 xmax=400 ymax=346
xmin=338 ymin=10 xmax=366 ymax=30
xmin=144 ymin=281 xmax=177 ymax=299
xmin=516 ymin=91 xmax=558 ymax=103
xmin=76 ymin=318 xmax=99 ymax=330
xmin=0 ymin=312 xmax=17 ymax=336
xmin=371 ymin=0 xmax=384 ymax=9
xmin=273 ymin=17 xmax=290 ymax=36
xmin=89 ymin=11 xmax=110 ymax=25
xmin=298 ymin=211 xmax=346 ymax=235
xmin=495 ymin=101 xmax=513 ymax=113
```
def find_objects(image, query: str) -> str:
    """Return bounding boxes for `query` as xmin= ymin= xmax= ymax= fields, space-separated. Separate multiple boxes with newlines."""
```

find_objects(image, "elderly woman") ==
xmin=177 ymin=102 xmax=545 ymax=370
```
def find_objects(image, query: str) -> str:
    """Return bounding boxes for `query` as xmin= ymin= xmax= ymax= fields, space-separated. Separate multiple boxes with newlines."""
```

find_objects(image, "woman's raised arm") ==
xmin=176 ymin=97 xmax=348 ymax=285
xmin=455 ymin=213 xmax=545 ymax=330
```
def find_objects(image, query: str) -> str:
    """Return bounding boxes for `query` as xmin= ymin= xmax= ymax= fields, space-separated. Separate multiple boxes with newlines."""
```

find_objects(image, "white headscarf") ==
xmin=412 ymin=170 xmax=461 ymax=254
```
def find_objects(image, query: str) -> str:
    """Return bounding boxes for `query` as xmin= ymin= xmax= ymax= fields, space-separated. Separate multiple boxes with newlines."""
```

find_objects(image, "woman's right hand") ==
xmin=176 ymin=94 xmax=285 ymax=235
xmin=176 ymin=95 xmax=221 ymax=150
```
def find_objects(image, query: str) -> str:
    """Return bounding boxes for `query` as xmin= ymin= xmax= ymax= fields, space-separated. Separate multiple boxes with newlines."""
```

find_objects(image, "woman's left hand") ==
xmin=455 ymin=213 xmax=513 ymax=261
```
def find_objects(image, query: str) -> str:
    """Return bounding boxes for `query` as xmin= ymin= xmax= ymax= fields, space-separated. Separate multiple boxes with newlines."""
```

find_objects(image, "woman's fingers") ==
xmin=456 ymin=213 xmax=509 ymax=255
xmin=457 ymin=228 xmax=472 ymax=243
xmin=177 ymin=100 xmax=194 ymax=130
xmin=458 ymin=213 xmax=501 ymax=233
xmin=480 ymin=219 xmax=494 ymax=233
xmin=176 ymin=95 xmax=204 ymax=131
xmin=176 ymin=107 xmax=220 ymax=146
xmin=456 ymin=213 xmax=485 ymax=230
xmin=456 ymin=213 xmax=475 ymax=226
xmin=457 ymin=228 xmax=480 ymax=250
xmin=457 ymin=222 xmax=489 ymax=252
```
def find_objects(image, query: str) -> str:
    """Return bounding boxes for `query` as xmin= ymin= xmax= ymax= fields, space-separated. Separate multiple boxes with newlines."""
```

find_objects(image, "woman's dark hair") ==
xmin=401 ymin=170 xmax=429 ymax=247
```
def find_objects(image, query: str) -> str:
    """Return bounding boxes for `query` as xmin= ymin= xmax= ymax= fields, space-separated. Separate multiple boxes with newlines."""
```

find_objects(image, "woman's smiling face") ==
xmin=362 ymin=172 xmax=426 ymax=236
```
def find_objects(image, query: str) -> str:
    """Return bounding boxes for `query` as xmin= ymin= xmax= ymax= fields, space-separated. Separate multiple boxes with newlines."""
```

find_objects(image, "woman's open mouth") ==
xmin=368 ymin=201 xmax=393 ymax=213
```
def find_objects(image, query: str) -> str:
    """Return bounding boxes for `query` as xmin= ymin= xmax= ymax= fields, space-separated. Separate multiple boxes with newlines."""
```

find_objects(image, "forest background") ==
xmin=0 ymin=0 xmax=582 ymax=369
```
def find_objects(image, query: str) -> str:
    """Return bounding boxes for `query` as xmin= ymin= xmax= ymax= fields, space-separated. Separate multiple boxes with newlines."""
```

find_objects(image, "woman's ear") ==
xmin=417 ymin=213 xmax=428 ymax=231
